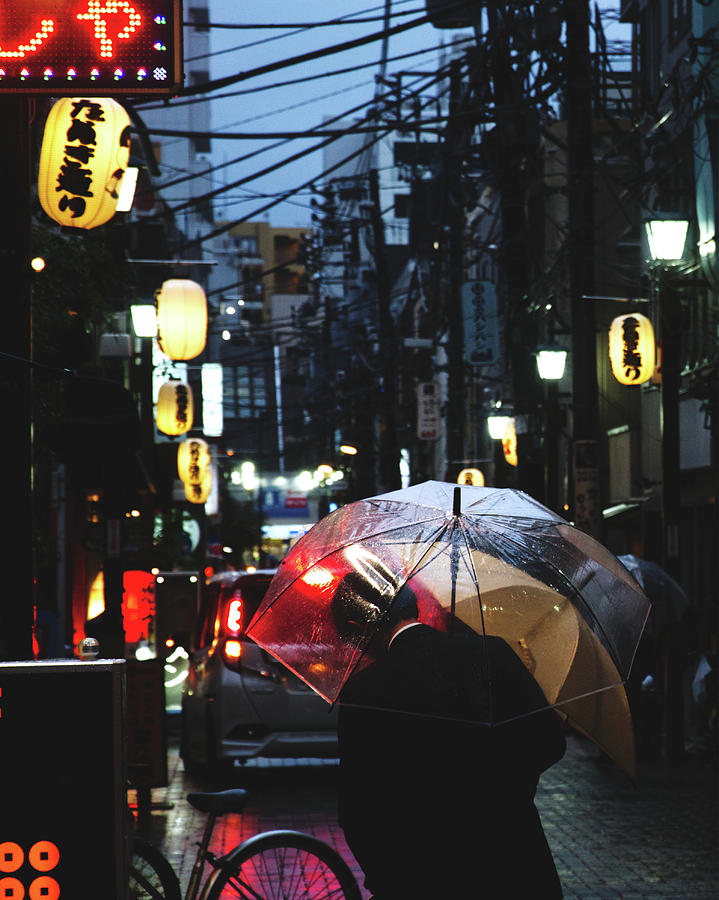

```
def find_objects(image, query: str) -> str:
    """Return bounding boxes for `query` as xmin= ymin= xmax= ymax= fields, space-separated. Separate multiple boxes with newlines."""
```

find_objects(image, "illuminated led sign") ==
xmin=0 ymin=1 xmax=182 ymax=95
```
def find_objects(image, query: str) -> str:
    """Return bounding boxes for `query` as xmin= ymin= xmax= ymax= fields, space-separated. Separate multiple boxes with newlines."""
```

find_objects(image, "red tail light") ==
xmin=224 ymin=639 xmax=242 ymax=661
xmin=226 ymin=597 xmax=242 ymax=635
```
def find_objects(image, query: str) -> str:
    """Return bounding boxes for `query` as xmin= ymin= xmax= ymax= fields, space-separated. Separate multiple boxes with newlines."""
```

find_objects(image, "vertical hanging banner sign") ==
xmin=417 ymin=381 xmax=441 ymax=440
xmin=0 ymin=1 xmax=182 ymax=95
xmin=0 ymin=660 xmax=127 ymax=900
xmin=461 ymin=281 xmax=500 ymax=366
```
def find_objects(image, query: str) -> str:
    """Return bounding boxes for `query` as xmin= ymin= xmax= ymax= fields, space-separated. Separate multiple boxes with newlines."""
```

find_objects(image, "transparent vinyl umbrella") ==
xmin=247 ymin=481 xmax=651 ymax=778
xmin=618 ymin=554 xmax=689 ymax=631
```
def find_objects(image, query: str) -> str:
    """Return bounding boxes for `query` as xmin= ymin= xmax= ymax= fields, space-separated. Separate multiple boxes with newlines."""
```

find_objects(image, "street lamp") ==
xmin=645 ymin=217 xmax=689 ymax=262
xmin=645 ymin=213 xmax=689 ymax=762
xmin=536 ymin=347 xmax=568 ymax=513
xmin=487 ymin=413 xmax=513 ymax=440
xmin=536 ymin=347 xmax=567 ymax=381
xmin=130 ymin=304 xmax=158 ymax=339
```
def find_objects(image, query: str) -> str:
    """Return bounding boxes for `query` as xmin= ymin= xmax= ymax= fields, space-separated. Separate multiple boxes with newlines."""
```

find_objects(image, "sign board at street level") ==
xmin=0 ymin=1 xmax=182 ymax=95
xmin=0 ymin=660 xmax=127 ymax=899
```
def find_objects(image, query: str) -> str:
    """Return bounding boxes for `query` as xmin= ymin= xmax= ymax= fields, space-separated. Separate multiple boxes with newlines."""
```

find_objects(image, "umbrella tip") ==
xmin=453 ymin=485 xmax=462 ymax=516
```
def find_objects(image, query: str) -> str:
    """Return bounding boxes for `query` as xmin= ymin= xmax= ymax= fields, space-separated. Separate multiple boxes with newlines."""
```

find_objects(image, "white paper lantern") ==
xmin=609 ymin=313 xmax=655 ymax=386
xmin=156 ymin=279 xmax=208 ymax=361
xmin=156 ymin=381 xmax=193 ymax=435
xmin=38 ymin=97 xmax=131 ymax=229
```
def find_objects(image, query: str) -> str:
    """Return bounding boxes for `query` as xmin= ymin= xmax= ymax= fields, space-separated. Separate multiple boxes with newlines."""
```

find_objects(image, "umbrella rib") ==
xmin=454 ymin=518 xmax=494 ymax=723
xmin=483 ymin=523 xmax=625 ymax=674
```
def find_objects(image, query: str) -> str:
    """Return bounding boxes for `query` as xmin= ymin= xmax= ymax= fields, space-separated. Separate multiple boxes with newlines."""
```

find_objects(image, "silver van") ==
xmin=180 ymin=570 xmax=338 ymax=775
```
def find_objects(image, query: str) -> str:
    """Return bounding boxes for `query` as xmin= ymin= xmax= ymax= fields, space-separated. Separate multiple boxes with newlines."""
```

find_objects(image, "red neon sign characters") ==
xmin=0 ymin=1 xmax=181 ymax=94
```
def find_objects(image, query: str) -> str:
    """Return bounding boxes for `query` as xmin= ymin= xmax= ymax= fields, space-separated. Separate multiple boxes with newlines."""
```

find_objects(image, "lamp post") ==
xmin=645 ymin=214 xmax=689 ymax=762
xmin=537 ymin=348 xmax=568 ymax=513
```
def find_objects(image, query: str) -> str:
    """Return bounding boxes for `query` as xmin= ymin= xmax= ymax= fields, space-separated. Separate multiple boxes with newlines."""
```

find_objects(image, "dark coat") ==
xmin=337 ymin=625 xmax=566 ymax=899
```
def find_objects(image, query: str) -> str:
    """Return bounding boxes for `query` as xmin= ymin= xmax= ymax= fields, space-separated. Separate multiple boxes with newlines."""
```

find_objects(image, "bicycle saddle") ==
xmin=186 ymin=789 xmax=250 ymax=815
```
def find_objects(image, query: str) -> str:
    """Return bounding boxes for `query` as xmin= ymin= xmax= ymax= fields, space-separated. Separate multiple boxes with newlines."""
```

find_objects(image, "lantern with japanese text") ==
xmin=38 ymin=97 xmax=132 ymax=229
xmin=177 ymin=438 xmax=210 ymax=484
xmin=156 ymin=381 xmax=193 ymax=436
xmin=155 ymin=279 xmax=208 ymax=360
xmin=184 ymin=468 xmax=212 ymax=504
xmin=609 ymin=313 xmax=655 ymax=385
xmin=502 ymin=419 xmax=518 ymax=467
xmin=457 ymin=468 xmax=485 ymax=486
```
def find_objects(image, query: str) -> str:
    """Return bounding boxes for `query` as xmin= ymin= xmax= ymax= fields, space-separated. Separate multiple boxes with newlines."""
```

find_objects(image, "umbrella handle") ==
xmin=453 ymin=485 xmax=462 ymax=516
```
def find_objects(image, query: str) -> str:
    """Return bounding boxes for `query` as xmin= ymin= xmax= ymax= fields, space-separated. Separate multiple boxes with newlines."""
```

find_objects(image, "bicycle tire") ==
xmin=203 ymin=829 xmax=362 ymax=900
xmin=129 ymin=837 xmax=182 ymax=900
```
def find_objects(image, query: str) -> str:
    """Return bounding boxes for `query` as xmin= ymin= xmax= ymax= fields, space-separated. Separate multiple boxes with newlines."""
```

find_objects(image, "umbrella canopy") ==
xmin=248 ymin=481 xmax=651 ymax=777
xmin=618 ymin=554 xmax=689 ymax=630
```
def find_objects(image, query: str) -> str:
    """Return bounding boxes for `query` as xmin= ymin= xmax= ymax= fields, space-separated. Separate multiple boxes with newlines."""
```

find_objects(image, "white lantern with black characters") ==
xmin=38 ymin=97 xmax=132 ymax=229
xmin=609 ymin=313 xmax=655 ymax=386
xmin=156 ymin=381 xmax=194 ymax=436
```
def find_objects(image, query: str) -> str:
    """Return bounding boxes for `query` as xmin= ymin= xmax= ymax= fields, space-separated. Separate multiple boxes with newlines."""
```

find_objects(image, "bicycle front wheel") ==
xmin=204 ymin=829 xmax=361 ymax=900
xmin=129 ymin=837 xmax=182 ymax=900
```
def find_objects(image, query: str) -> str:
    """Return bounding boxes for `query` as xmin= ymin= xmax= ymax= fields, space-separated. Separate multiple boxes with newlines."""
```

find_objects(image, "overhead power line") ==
xmin=176 ymin=10 xmax=437 ymax=97
xmin=137 ymin=62 xmax=460 ymax=221
xmin=135 ymin=37 xmax=469 ymax=111
xmin=177 ymin=74 xmax=456 ymax=249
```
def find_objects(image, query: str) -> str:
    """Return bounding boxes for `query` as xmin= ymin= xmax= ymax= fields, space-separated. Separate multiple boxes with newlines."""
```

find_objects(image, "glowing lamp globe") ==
xmin=487 ymin=415 xmax=512 ymax=440
xmin=609 ymin=313 xmax=655 ymax=386
xmin=38 ymin=97 xmax=132 ymax=229
xmin=457 ymin=468 xmax=485 ymax=486
xmin=155 ymin=279 xmax=208 ymax=360
xmin=156 ymin=381 xmax=193 ymax=435
xmin=177 ymin=438 xmax=210 ymax=484
xmin=502 ymin=419 xmax=518 ymax=467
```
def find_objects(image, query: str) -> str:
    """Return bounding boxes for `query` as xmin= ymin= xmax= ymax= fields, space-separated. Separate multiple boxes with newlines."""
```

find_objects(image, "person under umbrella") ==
xmin=334 ymin=575 xmax=567 ymax=900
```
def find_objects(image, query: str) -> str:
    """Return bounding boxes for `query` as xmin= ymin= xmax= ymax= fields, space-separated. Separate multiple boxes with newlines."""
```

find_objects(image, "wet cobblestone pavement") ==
xmin=133 ymin=722 xmax=718 ymax=899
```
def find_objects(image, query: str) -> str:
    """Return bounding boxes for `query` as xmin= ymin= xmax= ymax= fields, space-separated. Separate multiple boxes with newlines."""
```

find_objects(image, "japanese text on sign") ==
xmin=0 ymin=1 xmax=182 ymax=94
xmin=461 ymin=281 xmax=500 ymax=367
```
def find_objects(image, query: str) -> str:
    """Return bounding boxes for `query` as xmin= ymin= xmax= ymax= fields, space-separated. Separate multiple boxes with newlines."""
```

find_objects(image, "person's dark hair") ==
xmin=385 ymin=584 xmax=418 ymax=629
xmin=331 ymin=571 xmax=385 ymax=639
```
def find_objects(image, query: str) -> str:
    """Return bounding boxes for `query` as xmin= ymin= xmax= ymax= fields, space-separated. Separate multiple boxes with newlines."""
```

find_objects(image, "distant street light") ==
xmin=537 ymin=348 xmax=568 ymax=513
xmin=130 ymin=304 xmax=157 ymax=338
xmin=645 ymin=216 xmax=689 ymax=262
xmin=645 ymin=213 xmax=690 ymax=762
xmin=536 ymin=347 xmax=567 ymax=381
xmin=487 ymin=414 xmax=513 ymax=440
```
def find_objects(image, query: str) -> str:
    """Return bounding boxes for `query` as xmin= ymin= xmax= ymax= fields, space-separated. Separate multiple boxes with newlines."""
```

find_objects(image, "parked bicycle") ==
xmin=129 ymin=786 xmax=362 ymax=900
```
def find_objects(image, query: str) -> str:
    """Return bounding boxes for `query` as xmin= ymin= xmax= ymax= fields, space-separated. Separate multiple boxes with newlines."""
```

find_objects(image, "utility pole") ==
xmin=369 ymin=168 xmax=401 ymax=491
xmin=566 ymin=0 xmax=601 ymax=537
xmin=0 ymin=97 xmax=34 ymax=660
xmin=444 ymin=60 xmax=466 ymax=482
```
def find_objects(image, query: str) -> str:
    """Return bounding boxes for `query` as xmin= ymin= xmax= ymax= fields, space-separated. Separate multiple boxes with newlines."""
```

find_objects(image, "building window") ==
xmin=224 ymin=365 xmax=267 ymax=419
xmin=394 ymin=194 xmax=410 ymax=219
xmin=238 ymin=236 xmax=259 ymax=257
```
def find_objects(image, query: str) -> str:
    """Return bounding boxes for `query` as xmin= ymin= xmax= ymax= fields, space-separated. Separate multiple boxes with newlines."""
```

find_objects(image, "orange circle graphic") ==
xmin=0 ymin=876 xmax=25 ymax=899
xmin=28 ymin=842 xmax=60 ymax=872
xmin=29 ymin=876 xmax=60 ymax=900
xmin=0 ymin=843 xmax=24 ymax=873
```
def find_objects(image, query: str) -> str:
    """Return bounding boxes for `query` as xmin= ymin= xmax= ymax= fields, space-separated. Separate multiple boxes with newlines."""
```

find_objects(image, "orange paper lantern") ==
xmin=38 ymin=97 xmax=131 ymax=229
xmin=609 ymin=313 xmax=655 ymax=385
xmin=184 ymin=468 xmax=212 ymax=504
xmin=177 ymin=438 xmax=210 ymax=484
xmin=156 ymin=381 xmax=193 ymax=436
xmin=156 ymin=279 xmax=208 ymax=361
